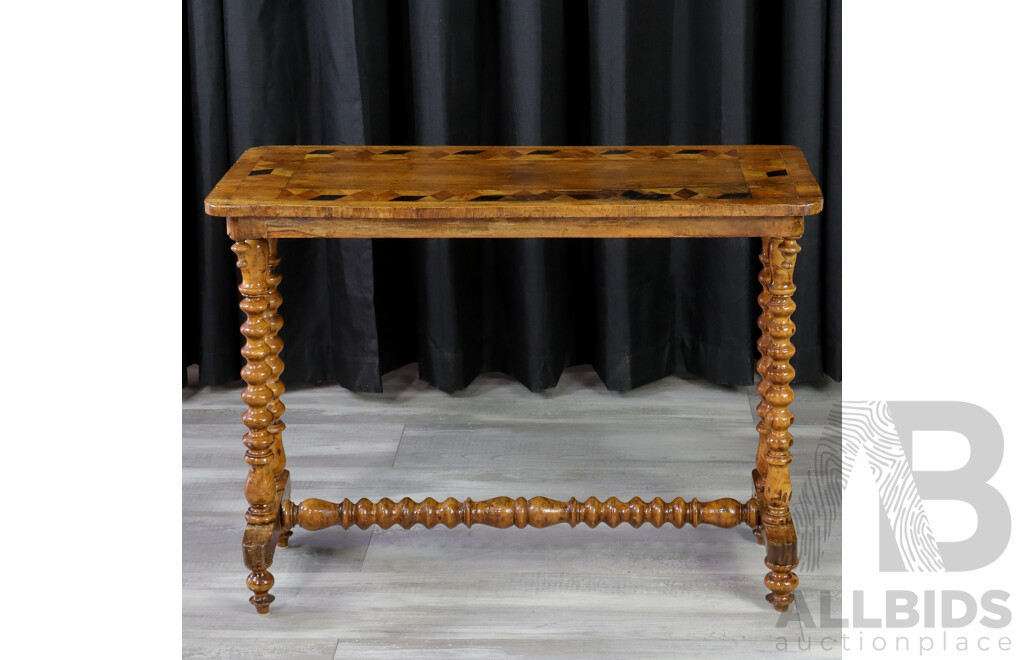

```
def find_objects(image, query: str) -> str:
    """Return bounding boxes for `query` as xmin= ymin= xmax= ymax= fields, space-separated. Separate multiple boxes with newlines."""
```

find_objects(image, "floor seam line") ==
xmin=390 ymin=423 xmax=406 ymax=467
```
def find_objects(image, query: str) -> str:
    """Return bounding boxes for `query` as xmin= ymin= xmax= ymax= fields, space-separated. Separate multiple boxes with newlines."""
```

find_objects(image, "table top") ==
xmin=205 ymin=145 xmax=823 ymax=221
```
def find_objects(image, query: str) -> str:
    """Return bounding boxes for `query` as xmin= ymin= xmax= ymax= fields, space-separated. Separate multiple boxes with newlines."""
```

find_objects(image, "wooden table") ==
xmin=205 ymin=145 xmax=823 ymax=615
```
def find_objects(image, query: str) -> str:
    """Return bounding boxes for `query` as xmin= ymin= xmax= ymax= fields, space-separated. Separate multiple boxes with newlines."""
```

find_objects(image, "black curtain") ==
xmin=185 ymin=0 xmax=841 ymax=392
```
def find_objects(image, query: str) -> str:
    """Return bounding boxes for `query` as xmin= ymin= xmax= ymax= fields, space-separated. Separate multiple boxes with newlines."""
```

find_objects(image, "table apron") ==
xmin=226 ymin=216 xmax=805 ymax=240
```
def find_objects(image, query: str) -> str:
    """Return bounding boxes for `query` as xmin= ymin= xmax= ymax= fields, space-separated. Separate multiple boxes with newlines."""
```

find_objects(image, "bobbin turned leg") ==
xmin=263 ymin=238 xmax=292 ymax=548
xmin=233 ymin=239 xmax=281 ymax=614
xmin=752 ymin=236 xmax=772 ymax=545
xmin=759 ymin=236 xmax=800 ymax=612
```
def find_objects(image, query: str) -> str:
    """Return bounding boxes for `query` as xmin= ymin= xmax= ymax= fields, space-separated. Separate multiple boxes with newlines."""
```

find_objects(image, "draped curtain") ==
xmin=186 ymin=0 xmax=841 ymax=392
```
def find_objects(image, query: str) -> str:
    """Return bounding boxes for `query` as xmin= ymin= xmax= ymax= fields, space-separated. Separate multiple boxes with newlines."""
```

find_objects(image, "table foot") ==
xmin=765 ymin=567 xmax=799 ymax=611
xmin=248 ymin=573 xmax=274 ymax=614
xmin=765 ymin=517 xmax=794 ymax=609
xmin=243 ymin=522 xmax=280 ymax=613
xmin=764 ymin=523 xmax=799 ymax=612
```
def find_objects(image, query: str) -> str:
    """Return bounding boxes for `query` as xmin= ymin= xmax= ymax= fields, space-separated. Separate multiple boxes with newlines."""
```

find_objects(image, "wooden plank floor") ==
xmin=183 ymin=365 xmax=842 ymax=658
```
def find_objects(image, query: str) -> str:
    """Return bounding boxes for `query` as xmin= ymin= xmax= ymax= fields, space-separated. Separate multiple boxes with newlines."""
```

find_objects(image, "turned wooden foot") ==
xmin=247 ymin=569 xmax=275 ymax=614
xmin=765 ymin=559 xmax=799 ymax=612
xmin=244 ymin=522 xmax=280 ymax=613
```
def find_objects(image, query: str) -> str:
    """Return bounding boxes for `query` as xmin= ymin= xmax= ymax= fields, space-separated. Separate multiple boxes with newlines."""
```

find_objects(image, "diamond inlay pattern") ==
xmin=229 ymin=146 xmax=790 ymax=205
xmin=208 ymin=145 xmax=822 ymax=220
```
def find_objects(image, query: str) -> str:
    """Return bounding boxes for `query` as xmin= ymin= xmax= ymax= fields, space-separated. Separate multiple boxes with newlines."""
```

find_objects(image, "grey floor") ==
xmin=183 ymin=365 xmax=842 ymax=659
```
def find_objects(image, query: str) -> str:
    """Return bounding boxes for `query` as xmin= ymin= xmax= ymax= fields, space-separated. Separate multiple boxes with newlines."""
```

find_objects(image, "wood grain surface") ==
xmin=205 ymin=146 xmax=823 ymax=238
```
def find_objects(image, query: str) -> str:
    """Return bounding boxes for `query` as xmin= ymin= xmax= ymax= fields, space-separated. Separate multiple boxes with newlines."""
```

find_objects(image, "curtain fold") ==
xmin=186 ymin=0 xmax=841 ymax=392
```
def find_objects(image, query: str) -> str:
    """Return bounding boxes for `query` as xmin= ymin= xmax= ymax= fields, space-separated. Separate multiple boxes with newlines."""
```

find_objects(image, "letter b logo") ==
xmin=842 ymin=401 xmax=1010 ymax=571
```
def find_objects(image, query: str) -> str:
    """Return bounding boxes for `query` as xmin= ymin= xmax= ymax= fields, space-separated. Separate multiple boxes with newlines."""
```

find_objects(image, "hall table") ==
xmin=204 ymin=145 xmax=824 ymax=615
